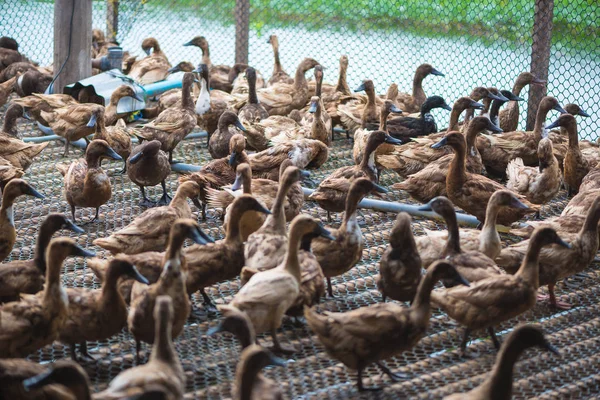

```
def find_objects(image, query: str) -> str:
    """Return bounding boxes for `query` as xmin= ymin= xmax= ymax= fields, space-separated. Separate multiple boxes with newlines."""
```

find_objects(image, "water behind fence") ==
xmin=2 ymin=0 xmax=599 ymax=139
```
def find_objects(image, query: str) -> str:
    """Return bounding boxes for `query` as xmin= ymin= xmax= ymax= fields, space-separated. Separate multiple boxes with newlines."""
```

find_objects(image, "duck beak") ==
xmin=86 ymin=113 xmax=97 ymax=128
xmin=130 ymin=265 xmax=150 ymax=285
xmin=65 ymin=219 xmax=85 ymax=234
xmin=545 ymin=119 xmax=560 ymax=130
xmin=25 ymin=185 xmax=45 ymax=199
xmin=354 ymin=82 xmax=366 ymax=92
xmin=371 ymin=182 xmax=388 ymax=194
xmin=442 ymin=103 xmax=452 ymax=111
xmin=129 ymin=151 xmax=143 ymax=164
xmin=199 ymin=228 xmax=215 ymax=243
xmin=417 ymin=200 xmax=434 ymax=212
xmin=231 ymin=173 xmax=243 ymax=191
xmin=143 ymin=48 xmax=151 ymax=55
xmin=255 ymin=203 xmax=272 ymax=215
xmin=389 ymin=104 xmax=403 ymax=113
xmin=308 ymin=100 xmax=318 ymax=113
xmin=300 ymin=169 xmax=311 ymax=178
xmin=168 ymin=65 xmax=181 ymax=74
xmin=183 ymin=40 xmax=194 ymax=47
xmin=431 ymin=136 xmax=448 ymax=149
xmin=470 ymin=101 xmax=485 ymax=110
xmin=194 ymin=78 xmax=201 ymax=84
xmin=554 ymin=104 xmax=567 ymax=114
xmin=317 ymin=223 xmax=336 ymax=241
xmin=207 ymin=323 xmax=223 ymax=336
xmin=455 ymin=274 xmax=470 ymax=287
xmin=23 ymin=368 xmax=55 ymax=391
xmin=188 ymin=226 xmax=211 ymax=245
xmin=487 ymin=121 xmax=503 ymax=134
xmin=510 ymin=197 xmax=529 ymax=209
xmin=488 ymin=92 xmax=508 ymax=101
xmin=228 ymin=152 xmax=239 ymax=166
xmin=268 ymin=353 xmax=288 ymax=367
xmin=578 ymin=109 xmax=591 ymax=117
xmin=555 ymin=236 xmax=571 ymax=249
xmin=72 ymin=244 xmax=96 ymax=258
xmin=543 ymin=341 xmax=560 ymax=355
xmin=430 ymin=68 xmax=444 ymax=77
xmin=105 ymin=146 xmax=123 ymax=161
xmin=384 ymin=134 xmax=403 ymax=145
xmin=234 ymin=120 xmax=247 ymax=132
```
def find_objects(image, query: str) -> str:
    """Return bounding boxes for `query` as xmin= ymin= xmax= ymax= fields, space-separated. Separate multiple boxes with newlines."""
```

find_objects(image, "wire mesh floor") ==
xmin=4 ymin=108 xmax=600 ymax=399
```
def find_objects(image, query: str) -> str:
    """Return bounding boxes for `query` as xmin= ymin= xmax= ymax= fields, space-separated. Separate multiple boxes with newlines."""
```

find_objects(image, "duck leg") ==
xmin=157 ymin=180 xmax=172 ymax=206
xmin=548 ymin=283 xmax=572 ymax=309
xmin=376 ymin=361 xmax=408 ymax=381
xmin=70 ymin=344 xmax=79 ymax=362
xmin=119 ymin=162 xmax=127 ymax=174
xmin=326 ymin=277 xmax=335 ymax=298
xmin=381 ymin=293 xmax=387 ymax=302
xmin=487 ymin=327 xmax=501 ymax=350
xmin=135 ymin=340 xmax=142 ymax=365
xmin=63 ymin=140 xmax=70 ymax=157
xmin=78 ymin=342 xmax=96 ymax=362
xmin=327 ymin=211 xmax=332 ymax=223
xmin=138 ymin=186 xmax=156 ymax=208
xmin=81 ymin=207 xmax=100 ymax=225
xmin=200 ymin=288 xmax=218 ymax=314
xmin=268 ymin=327 xmax=295 ymax=354
xmin=460 ymin=328 xmax=472 ymax=354
xmin=356 ymin=364 xmax=381 ymax=392
xmin=70 ymin=204 xmax=77 ymax=223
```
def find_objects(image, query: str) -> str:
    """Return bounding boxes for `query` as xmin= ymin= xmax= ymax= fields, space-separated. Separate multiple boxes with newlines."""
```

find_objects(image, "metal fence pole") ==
xmin=53 ymin=0 xmax=92 ymax=94
xmin=106 ymin=0 xmax=119 ymax=42
xmin=527 ymin=0 xmax=554 ymax=130
xmin=235 ymin=0 xmax=250 ymax=64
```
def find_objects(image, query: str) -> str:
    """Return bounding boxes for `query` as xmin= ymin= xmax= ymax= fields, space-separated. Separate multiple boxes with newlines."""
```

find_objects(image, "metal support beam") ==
xmin=53 ymin=0 xmax=92 ymax=94
xmin=234 ymin=0 xmax=250 ymax=64
xmin=527 ymin=0 xmax=554 ymax=130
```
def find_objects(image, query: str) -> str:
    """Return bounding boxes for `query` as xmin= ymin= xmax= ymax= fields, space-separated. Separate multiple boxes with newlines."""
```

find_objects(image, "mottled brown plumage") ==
xmin=104 ymin=85 xmax=143 ymax=126
xmin=562 ymin=188 xmax=600 ymax=217
xmin=238 ymin=67 xmax=269 ymax=124
xmin=243 ymin=164 xmax=304 ymax=273
xmin=377 ymin=212 xmax=422 ymax=303
xmin=431 ymin=228 xmax=569 ymax=353
xmin=477 ymin=96 xmax=565 ymax=176
xmin=499 ymin=72 xmax=545 ymax=132
xmin=0 ymin=75 xmax=16 ymax=107
xmin=60 ymin=257 xmax=149 ymax=361
xmin=100 ymin=296 xmax=185 ymax=399
xmin=11 ymin=93 xmax=78 ymax=127
xmin=309 ymin=131 xmax=399 ymax=214
xmin=223 ymin=215 xmax=332 ymax=353
xmin=128 ymin=220 xmax=208 ymax=359
xmin=0 ymin=214 xmax=82 ymax=303
xmin=394 ymin=63 xmax=444 ymax=113
xmin=95 ymin=118 xmax=133 ymax=168
xmin=305 ymin=261 xmax=467 ymax=391
xmin=393 ymin=116 xmax=495 ymax=202
xmin=93 ymin=181 xmax=201 ymax=254
xmin=0 ymin=179 xmax=44 ymax=262
xmin=57 ymin=139 xmax=121 ymax=223
xmin=135 ymin=72 xmax=197 ymax=162
xmin=417 ymin=196 xmax=504 ymax=284
xmin=0 ymin=104 xmax=48 ymax=168
xmin=179 ymin=133 xmax=247 ymax=219
xmin=127 ymin=140 xmax=171 ymax=207
xmin=266 ymin=34 xmax=292 ymax=86
xmin=0 ymin=238 xmax=95 ymax=357
xmin=551 ymin=114 xmax=590 ymax=195
xmin=184 ymin=36 xmax=233 ymax=92
xmin=233 ymin=345 xmax=286 ymax=400
xmin=497 ymin=196 xmax=600 ymax=309
xmin=337 ymin=79 xmax=379 ymax=134
xmin=184 ymin=196 xmax=271 ymax=310
xmin=444 ymin=325 xmax=558 ymax=400
xmin=442 ymin=132 xmax=539 ymax=225
xmin=506 ymin=138 xmax=561 ymax=204
xmin=128 ymin=38 xmax=171 ymax=85
xmin=208 ymin=111 xmax=247 ymax=159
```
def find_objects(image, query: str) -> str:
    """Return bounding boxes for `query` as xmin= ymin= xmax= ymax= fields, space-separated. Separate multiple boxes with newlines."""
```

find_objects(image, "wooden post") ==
xmin=235 ymin=0 xmax=250 ymax=64
xmin=53 ymin=0 xmax=92 ymax=94
xmin=527 ymin=0 xmax=554 ymax=130
xmin=106 ymin=0 xmax=119 ymax=43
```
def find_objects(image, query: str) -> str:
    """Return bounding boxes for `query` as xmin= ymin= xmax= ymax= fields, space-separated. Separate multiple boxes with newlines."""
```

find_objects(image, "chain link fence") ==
xmin=2 ymin=0 xmax=598 ymax=139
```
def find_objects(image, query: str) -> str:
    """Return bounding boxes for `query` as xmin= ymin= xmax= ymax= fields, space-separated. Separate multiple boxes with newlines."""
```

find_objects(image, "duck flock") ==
xmin=0 ymin=30 xmax=599 ymax=399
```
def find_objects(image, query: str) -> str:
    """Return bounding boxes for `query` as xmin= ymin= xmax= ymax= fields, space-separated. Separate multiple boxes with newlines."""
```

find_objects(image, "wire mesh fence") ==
xmin=1 ymin=0 xmax=598 ymax=139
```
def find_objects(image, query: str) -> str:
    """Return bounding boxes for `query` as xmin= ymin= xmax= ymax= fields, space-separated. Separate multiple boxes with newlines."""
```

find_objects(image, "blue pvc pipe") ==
xmin=142 ymin=78 xmax=183 ymax=97
xmin=170 ymin=162 xmax=202 ymax=173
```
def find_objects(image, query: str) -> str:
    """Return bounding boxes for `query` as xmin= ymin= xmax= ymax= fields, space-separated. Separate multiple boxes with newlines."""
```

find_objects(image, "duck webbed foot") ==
xmin=157 ymin=180 xmax=172 ymax=206
xmin=548 ymin=283 xmax=572 ymax=310
xmin=268 ymin=328 xmax=296 ymax=355
xmin=357 ymin=367 xmax=381 ymax=392
xmin=81 ymin=208 xmax=101 ymax=225
xmin=200 ymin=288 xmax=218 ymax=314
xmin=78 ymin=342 xmax=96 ymax=362
xmin=138 ymin=186 xmax=156 ymax=208
xmin=376 ymin=361 xmax=408 ymax=381
xmin=63 ymin=141 xmax=70 ymax=157
xmin=326 ymin=277 xmax=336 ymax=298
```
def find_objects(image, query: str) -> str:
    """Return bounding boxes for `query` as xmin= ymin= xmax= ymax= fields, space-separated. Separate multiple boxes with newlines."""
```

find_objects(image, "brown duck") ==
xmin=0 ymin=103 xmax=49 ymax=169
xmin=394 ymin=63 xmax=444 ymax=113
xmin=0 ymin=214 xmax=83 ymax=303
xmin=208 ymin=111 xmax=248 ymax=159
xmin=104 ymin=85 xmax=143 ymax=126
xmin=127 ymin=140 xmax=172 ymax=207
xmin=0 ymin=179 xmax=45 ymax=262
xmin=305 ymin=260 xmax=467 ymax=391
xmin=499 ymin=72 xmax=546 ymax=132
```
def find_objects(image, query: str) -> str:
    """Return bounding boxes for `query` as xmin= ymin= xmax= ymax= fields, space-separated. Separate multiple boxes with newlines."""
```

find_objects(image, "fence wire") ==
xmin=1 ymin=0 xmax=598 ymax=139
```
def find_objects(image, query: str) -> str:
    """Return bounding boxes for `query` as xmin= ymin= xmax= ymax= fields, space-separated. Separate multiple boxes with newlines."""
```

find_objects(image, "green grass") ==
xmin=169 ymin=0 xmax=599 ymax=53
